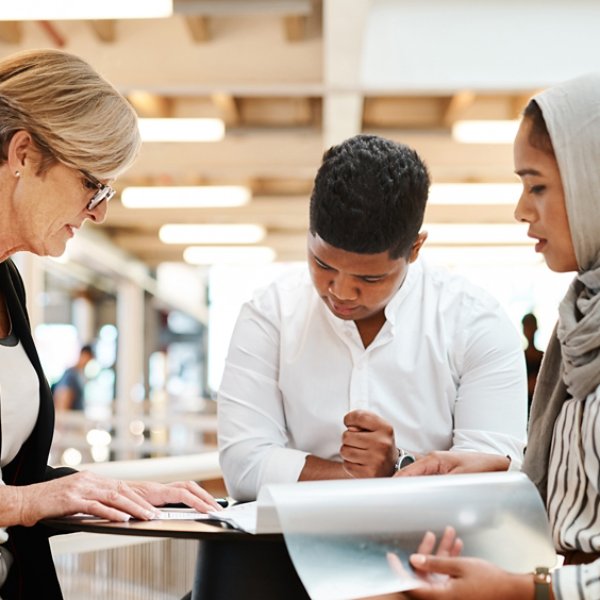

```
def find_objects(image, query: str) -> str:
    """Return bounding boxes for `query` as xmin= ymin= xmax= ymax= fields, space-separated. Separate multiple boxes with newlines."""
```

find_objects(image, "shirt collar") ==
xmin=383 ymin=257 xmax=422 ymax=325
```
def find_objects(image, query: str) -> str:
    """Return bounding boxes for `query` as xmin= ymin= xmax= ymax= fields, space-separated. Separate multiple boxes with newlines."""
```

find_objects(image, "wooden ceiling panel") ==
xmin=0 ymin=1 xmax=537 ymax=271
xmin=363 ymin=96 xmax=447 ymax=129
xmin=0 ymin=22 xmax=22 ymax=43
xmin=238 ymin=97 xmax=321 ymax=127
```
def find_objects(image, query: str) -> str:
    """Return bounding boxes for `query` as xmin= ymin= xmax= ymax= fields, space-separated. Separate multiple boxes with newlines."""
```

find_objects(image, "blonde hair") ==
xmin=0 ymin=48 xmax=140 ymax=179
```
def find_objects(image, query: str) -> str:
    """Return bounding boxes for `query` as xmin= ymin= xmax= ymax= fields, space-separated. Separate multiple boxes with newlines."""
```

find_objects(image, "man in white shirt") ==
xmin=218 ymin=134 xmax=527 ymax=502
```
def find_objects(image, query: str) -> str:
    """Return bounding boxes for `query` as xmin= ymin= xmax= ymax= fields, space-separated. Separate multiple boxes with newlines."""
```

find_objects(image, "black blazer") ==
xmin=1 ymin=259 xmax=75 ymax=600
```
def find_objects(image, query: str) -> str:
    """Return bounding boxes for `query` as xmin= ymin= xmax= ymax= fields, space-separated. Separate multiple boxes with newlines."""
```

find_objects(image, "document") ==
xmin=154 ymin=503 xmax=261 ymax=532
xmin=153 ymin=473 xmax=557 ymax=600
xmin=234 ymin=472 xmax=557 ymax=600
xmin=155 ymin=508 xmax=218 ymax=520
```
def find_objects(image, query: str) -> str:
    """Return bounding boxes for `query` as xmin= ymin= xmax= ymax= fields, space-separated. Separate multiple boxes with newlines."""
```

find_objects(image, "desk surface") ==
xmin=45 ymin=515 xmax=283 ymax=542
xmin=46 ymin=514 xmax=308 ymax=599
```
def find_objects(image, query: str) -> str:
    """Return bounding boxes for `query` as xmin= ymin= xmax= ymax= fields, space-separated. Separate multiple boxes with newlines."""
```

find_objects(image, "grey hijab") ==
xmin=522 ymin=73 xmax=600 ymax=503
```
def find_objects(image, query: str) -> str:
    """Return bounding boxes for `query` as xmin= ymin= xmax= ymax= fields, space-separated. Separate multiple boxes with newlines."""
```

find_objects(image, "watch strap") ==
xmin=533 ymin=566 xmax=551 ymax=600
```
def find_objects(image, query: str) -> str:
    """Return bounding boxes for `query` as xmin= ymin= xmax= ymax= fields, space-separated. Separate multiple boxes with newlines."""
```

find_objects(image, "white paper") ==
xmin=204 ymin=501 xmax=260 ymax=533
xmin=154 ymin=502 xmax=266 ymax=533
xmin=155 ymin=508 xmax=216 ymax=520
xmin=261 ymin=472 xmax=557 ymax=600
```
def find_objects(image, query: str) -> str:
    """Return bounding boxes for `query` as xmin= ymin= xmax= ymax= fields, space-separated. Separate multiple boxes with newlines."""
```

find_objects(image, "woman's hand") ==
xmin=127 ymin=480 xmax=222 ymax=512
xmin=399 ymin=555 xmax=533 ymax=600
xmin=385 ymin=527 xmax=463 ymax=600
xmin=387 ymin=527 xmax=463 ymax=584
xmin=394 ymin=451 xmax=510 ymax=478
xmin=387 ymin=528 xmax=534 ymax=600
xmin=7 ymin=471 xmax=220 ymax=527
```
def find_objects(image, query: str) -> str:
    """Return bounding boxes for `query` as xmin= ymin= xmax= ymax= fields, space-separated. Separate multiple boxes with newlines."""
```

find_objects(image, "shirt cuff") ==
xmin=553 ymin=564 xmax=583 ymax=600
xmin=260 ymin=447 xmax=310 ymax=490
xmin=506 ymin=454 xmax=523 ymax=471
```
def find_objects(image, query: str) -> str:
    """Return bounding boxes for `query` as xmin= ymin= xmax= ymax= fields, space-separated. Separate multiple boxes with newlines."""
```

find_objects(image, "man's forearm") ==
xmin=298 ymin=455 xmax=352 ymax=481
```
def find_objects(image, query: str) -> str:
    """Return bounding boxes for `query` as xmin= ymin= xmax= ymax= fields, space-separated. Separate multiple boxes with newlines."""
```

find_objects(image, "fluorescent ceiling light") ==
xmin=429 ymin=183 xmax=521 ymax=205
xmin=452 ymin=120 xmax=520 ymax=144
xmin=121 ymin=186 xmax=251 ymax=209
xmin=159 ymin=224 xmax=266 ymax=244
xmin=0 ymin=0 xmax=172 ymax=19
xmin=184 ymin=246 xmax=276 ymax=265
xmin=423 ymin=223 xmax=532 ymax=245
xmin=138 ymin=118 xmax=225 ymax=142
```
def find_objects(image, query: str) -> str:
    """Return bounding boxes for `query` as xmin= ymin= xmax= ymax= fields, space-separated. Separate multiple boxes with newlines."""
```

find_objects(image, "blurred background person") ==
xmin=521 ymin=312 xmax=544 ymax=417
xmin=52 ymin=343 xmax=95 ymax=411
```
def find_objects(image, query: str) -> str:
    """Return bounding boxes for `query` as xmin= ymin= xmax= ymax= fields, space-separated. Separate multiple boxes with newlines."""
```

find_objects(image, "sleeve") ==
xmin=44 ymin=465 xmax=77 ymax=481
xmin=553 ymin=560 xmax=600 ymax=599
xmin=451 ymin=300 xmax=528 ymax=469
xmin=217 ymin=297 xmax=309 ymax=502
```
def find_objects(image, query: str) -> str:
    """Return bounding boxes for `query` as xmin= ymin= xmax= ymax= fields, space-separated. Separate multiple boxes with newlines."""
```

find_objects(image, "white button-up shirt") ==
xmin=218 ymin=259 xmax=527 ymax=501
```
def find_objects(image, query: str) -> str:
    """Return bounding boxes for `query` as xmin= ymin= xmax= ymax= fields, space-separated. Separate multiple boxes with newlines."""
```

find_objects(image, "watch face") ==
xmin=399 ymin=454 xmax=415 ymax=469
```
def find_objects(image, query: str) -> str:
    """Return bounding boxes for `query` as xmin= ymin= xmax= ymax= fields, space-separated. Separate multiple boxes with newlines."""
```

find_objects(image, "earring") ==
xmin=14 ymin=170 xmax=20 ymax=178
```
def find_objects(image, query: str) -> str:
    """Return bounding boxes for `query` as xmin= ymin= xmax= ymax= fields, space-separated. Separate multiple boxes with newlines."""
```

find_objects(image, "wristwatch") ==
xmin=533 ymin=566 xmax=552 ymax=600
xmin=393 ymin=447 xmax=415 ymax=473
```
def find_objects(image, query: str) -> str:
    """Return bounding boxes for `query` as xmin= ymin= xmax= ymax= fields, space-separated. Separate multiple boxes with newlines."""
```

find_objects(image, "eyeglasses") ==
xmin=80 ymin=170 xmax=116 ymax=211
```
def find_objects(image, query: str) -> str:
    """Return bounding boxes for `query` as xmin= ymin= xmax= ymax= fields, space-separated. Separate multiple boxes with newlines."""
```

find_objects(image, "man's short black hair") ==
xmin=309 ymin=134 xmax=430 ymax=259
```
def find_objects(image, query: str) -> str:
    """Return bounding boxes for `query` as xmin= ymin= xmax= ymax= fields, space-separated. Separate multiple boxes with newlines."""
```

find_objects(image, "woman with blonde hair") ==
xmin=0 ymin=49 xmax=220 ymax=599
xmin=392 ymin=72 xmax=600 ymax=600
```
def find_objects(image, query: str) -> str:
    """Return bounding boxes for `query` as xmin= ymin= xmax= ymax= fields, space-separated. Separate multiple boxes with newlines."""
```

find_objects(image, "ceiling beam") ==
xmin=211 ymin=93 xmax=240 ymax=126
xmin=37 ymin=20 xmax=65 ymax=47
xmin=110 ymin=232 xmax=309 ymax=254
xmin=89 ymin=19 xmax=117 ymax=43
xmin=442 ymin=91 xmax=476 ymax=127
xmin=283 ymin=15 xmax=306 ymax=42
xmin=184 ymin=15 xmax=211 ymax=42
xmin=127 ymin=92 xmax=174 ymax=118
xmin=238 ymin=97 xmax=319 ymax=126
xmin=105 ymin=197 xmax=311 ymax=229
xmin=322 ymin=0 xmax=371 ymax=148
xmin=363 ymin=96 xmax=445 ymax=128
xmin=0 ymin=21 xmax=22 ymax=43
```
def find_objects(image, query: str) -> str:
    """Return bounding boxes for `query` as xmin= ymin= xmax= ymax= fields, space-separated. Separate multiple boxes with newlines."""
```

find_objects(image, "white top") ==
xmin=218 ymin=259 xmax=528 ymax=501
xmin=0 ymin=338 xmax=39 ymax=469
xmin=547 ymin=387 xmax=600 ymax=599
xmin=0 ymin=338 xmax=39 ymax=576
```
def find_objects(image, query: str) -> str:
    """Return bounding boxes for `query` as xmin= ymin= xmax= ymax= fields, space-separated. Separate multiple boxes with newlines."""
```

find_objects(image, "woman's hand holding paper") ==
xmin=394 ymin=451 xmax=510 ymax=478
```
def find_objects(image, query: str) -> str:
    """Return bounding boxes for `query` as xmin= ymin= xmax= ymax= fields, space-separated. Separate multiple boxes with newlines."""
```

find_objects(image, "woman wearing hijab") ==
xmin=0 ymin=48 xmax=221 ymax=599
xmin=392 ymin=72 xmax=600 ymax=599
